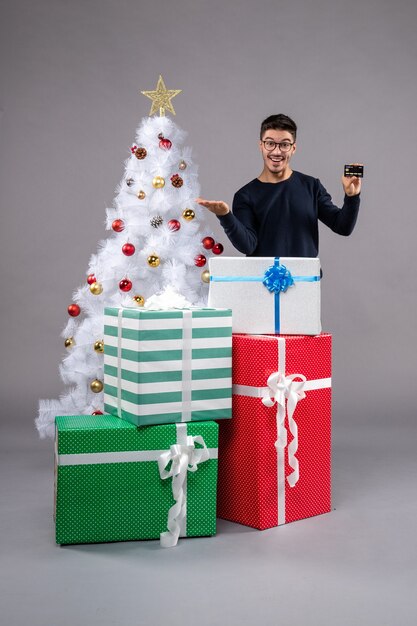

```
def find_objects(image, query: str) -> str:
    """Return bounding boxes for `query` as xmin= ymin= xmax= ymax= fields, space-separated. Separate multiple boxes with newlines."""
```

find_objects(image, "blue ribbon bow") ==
xmin=263 ymin=262 xmax=294 ymax=294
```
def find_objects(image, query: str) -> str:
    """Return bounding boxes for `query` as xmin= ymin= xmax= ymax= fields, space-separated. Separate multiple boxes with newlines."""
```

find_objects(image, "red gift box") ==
xmin=217 ymin=333 xmax=332 ymax=529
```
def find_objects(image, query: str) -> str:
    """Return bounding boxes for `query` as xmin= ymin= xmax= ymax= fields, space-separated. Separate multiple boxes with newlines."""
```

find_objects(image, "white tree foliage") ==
xmin=37 ymin=115 xmax=220 ymax=438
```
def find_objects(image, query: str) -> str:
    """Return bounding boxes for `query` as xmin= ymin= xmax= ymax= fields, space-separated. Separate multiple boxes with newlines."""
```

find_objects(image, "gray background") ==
xmin=1 ymin=0 xmax=416 ymax=624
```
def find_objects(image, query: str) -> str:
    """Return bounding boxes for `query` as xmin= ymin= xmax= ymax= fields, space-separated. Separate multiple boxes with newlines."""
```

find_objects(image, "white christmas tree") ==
xmin=37 ymin=76 xmax=224 ymax=438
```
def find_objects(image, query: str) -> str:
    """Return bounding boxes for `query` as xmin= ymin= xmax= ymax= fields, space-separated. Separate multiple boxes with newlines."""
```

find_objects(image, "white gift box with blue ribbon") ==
xmin=208 ymin=257 xmax=321 ymax=335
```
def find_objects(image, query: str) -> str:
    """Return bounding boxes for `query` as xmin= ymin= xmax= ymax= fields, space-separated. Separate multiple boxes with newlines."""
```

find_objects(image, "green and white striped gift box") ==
xmin=103 ymin=307 xmax=233 ymax=427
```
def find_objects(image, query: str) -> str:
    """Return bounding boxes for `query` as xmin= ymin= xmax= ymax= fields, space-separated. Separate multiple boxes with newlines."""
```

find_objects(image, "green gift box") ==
xmin=54 ymin=415 xmax=218 ymax=547
xmin=103 ymin=307 xmax=232 ymax=427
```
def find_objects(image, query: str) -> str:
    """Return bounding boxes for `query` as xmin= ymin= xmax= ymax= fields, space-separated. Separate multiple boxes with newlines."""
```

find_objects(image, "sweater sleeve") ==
xmin=217 ymin=189 xmax=258 ymax=255
xmin=317 ymin=180 xmax=360 ymax=236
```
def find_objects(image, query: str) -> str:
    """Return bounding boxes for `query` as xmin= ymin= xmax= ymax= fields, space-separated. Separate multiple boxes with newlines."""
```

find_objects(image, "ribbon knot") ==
xmin=158 ymin=434 xmax=210 ymax=547
xmin=262 ymin=262 xmax=294 ymax=294
xmin=262 ymin=372 xmax=307 ymax=407
xmin=262 ymin=371 xmax=307 ymax=488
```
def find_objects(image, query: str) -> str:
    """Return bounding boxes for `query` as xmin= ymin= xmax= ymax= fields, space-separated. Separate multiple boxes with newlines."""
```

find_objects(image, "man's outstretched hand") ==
xmin=342 ymin=163 xmax=363 ymax=197
xmin=196 ymin=198 xmax=230 ymax=216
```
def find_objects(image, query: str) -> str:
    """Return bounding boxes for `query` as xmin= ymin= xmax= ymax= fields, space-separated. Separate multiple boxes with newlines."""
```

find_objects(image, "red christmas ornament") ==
xmin=212 ymin=243 xmax=224 ymax=255
xmin=158 ymin=133 xmax=172 ymax=150
xmin=87 ymin=273 xmax=96 ymax=285
xmin=122 ymin=242 xmax=135 ymax=256
xmin=130 ymin=145 xmax=137 ymax=153
xmin=194 ymin=254 xmax=207 ymax=267
xmin=112 ymin=219 xmax=125 ymax=233
xmin=119 ymin=278 xmax=132 ymax=292
xmin=167 ymin=219 xmax=181 ymax=231
xmin=92 ymin=411 xmax=103 ymax=415
xmin=202 ymin=236 xmax=215 ymax=250
xmin=68 ymin=303 xmax=81 ymax=317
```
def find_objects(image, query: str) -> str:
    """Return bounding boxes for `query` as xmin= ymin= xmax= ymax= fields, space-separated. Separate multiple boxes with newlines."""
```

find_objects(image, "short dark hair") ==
xmin=260 ymin=114 xmax=297 ymax=141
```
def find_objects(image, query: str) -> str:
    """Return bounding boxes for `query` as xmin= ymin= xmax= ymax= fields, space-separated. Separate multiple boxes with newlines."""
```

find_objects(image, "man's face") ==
xmin=259 ymin=128 xmax=296 ymax=176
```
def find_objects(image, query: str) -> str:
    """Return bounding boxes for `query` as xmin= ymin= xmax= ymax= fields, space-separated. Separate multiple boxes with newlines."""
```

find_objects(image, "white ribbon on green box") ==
xmin=233 ymin=336 xmax=331 ymax=525
xmin=103 ymin=307 xmax=232 ymax=427
xmin=158 ymin=423 xmax=212 ymax=548
xmin=56 ymin=422 xmax=217 ymax=547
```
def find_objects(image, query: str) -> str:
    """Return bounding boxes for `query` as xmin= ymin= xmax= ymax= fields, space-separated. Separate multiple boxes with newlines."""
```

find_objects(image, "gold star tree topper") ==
xmin=141 ymin=75 xmax=182 ymax=117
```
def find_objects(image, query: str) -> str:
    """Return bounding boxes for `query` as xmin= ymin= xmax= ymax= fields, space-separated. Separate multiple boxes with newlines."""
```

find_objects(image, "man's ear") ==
xmin=292 ymin=142 xmax=297 ymax=155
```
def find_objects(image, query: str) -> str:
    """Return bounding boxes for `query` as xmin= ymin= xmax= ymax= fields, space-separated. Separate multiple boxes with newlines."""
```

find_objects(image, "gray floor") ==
xmin=1 ymin=420 xmax=416 ymax=626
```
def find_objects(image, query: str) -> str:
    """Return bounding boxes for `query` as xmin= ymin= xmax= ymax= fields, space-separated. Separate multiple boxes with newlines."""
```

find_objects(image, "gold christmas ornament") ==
xmin=179 ymin=160 xmax=187 ymax=171
xmin=201 ymin=270 xmax=210 ymax=284
xmin=94 ymin=340 xmax=104 ymax=353
xmin=64 ymin=337 xmax=74 ymax=349
xmin=152 ymin=176 xmax=165 ymax=189
xmin=182 ymin=208 xmax=195 ymax=221
xmin=133 ymin=295 xmax=145 ymax=306
xmin=137 ymin=190 xmax=146 ymax=200
xmin=89 ymin=282 xmax=103 ymax=295
xmin=141 ymin=75 xmax=182 ymax=117
xmin=147 ymin=254 xmax=160 ymax=268
xmin=90 ymin=379 xmax=104 ymax=393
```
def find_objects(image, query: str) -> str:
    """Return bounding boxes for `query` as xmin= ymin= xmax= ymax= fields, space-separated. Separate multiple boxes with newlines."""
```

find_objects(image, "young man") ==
xmin=196 ymin=114 xmax=362 ymax=257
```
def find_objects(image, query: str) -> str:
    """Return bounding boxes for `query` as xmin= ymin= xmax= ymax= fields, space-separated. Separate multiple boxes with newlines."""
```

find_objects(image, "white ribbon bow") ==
xmin=158 ymin=435 xmax=210 ymax=548
xmin=262 ymin=371 xmax=307 ymax=488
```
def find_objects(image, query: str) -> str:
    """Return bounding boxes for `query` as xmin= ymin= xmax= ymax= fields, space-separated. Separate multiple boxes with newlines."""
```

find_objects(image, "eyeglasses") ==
xmin=261 ymin=140 xmax=294 ymax=152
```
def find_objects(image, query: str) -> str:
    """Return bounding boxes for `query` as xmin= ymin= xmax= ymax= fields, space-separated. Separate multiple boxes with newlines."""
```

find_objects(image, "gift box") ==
xmin=54 ymin=415 xmax=218 ymax=547
xmin=217 ymin=333 xmax=332 ymax=529
xmin=103 ymin=307 xmax=232 ymax=427
xmin=208 ymin=257 xmax=321 ymax=335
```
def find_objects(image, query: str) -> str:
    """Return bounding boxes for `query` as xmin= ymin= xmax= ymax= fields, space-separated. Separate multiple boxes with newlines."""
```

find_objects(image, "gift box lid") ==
xmin=232 ymin=332 xmax=332 ymax=386
xmin=104 ymin=307 xmax=232 ymax=320
xmin=209 ymin=256 xmax=321 ymax=277
xmin=55 ymin=415 xmax=219 ymax=455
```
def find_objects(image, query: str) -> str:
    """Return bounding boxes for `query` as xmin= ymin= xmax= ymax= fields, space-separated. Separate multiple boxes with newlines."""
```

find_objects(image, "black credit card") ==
xmin=344 ymin=164 xmax=364 ymax=178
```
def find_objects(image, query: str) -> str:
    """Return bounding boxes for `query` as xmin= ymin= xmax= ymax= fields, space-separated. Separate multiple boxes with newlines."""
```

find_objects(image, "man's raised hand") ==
xmin=195 ymin=198 xmax=230 ymax=216
xmin=342 ymin=163 xmax=363 ymax=197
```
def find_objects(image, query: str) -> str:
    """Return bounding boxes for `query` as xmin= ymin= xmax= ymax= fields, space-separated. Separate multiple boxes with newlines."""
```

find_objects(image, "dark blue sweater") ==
xmin=218 ymin=171 xmax=360 ymax=257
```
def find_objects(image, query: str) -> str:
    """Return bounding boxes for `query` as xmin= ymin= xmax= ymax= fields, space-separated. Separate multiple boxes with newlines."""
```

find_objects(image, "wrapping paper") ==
xmin=54 ymin=415 xmax=218 ymax=545
xmin=208 ymin=257 xmax=321 ymax=335
xmin=103 ymin=307 xmax=232 ymax=427
xmin=217 ymin=333 xmax=332 ymax=529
